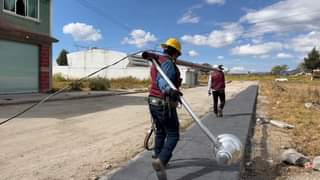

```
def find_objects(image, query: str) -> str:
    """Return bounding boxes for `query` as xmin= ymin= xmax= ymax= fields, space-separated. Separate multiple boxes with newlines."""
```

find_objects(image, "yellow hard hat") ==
xmin=161 ymin=38 xmax=181 ymax=55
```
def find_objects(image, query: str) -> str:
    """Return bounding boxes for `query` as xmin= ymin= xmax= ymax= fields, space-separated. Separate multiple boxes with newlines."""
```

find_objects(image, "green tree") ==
xmin=302 ymin=47 xmax=320 ymax=71
xmin=200 ymin=63 xmax=212 ymax=74
xmin=297 ymin=62 xmax=307 ymax=72
xmin=56 ymin=49 xmax=69 ymax=66
xmin=201 ymin=63 xmax=211 ymax=67
xmin=271 ymin=64 xmax=288 ymax=75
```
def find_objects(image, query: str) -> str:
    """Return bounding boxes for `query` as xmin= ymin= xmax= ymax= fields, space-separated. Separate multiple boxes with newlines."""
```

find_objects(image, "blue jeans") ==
xmin=149 ymin=104 xmax=179 ymax=164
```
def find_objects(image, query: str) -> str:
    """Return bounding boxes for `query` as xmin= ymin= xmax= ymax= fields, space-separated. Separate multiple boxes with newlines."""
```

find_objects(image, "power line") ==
xmin=75 ymin=0 xmax=132 ymax=32
xmin=70 ymin=1 xmax=320 ymax=51
xmin=70 ymin=0 xmax=320 ymax=40
xmin=74 ymin=43 xmax=90 ymax=51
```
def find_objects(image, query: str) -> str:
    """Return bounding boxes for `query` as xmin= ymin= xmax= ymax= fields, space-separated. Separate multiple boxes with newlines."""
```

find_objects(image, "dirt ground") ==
xmin=241 ymin=91 xmax=320 ymax=180
xmin=0 ymin=81 xmax=255 ymax=180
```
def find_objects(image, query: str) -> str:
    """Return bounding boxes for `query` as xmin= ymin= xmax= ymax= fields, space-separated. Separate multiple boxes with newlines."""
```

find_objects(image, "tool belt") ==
xmin=148 ymin=96 xmax=178 ymax=108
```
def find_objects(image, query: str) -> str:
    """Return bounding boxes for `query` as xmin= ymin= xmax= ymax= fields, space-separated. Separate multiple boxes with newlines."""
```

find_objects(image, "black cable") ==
xmin=76 ymin=0 xmax=132 ymax=32
xmin=0 ymin=50 xmax=148 ymax=126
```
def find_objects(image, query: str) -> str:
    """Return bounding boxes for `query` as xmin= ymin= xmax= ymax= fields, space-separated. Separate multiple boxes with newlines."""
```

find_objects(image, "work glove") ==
xmin=142 ymin=51 xmax=159 ymax=61
xmin=168 ymin=89 xmax=183 ymax=102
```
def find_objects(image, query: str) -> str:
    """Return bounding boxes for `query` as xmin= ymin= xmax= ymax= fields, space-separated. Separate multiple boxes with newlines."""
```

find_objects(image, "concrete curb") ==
xmin=0 ymin=90 xmax=148 ymax=106
xmin=239 ymin=85 xmax=259 ymax=178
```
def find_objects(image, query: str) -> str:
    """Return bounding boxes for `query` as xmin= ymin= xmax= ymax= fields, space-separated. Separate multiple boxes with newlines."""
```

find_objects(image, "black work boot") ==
xmin=218 ymin=109 xmax=223 ymax=117
xmin=152 ymin=158 xmax=167 ymax=180
xmin=214 ymin=111 xmax=218 ymax=117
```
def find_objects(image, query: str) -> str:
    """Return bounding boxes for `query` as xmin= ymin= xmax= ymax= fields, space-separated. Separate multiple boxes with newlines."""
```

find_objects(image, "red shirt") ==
xmin=149 ymin=55 xmax=181 ymax=98
xmin=210 ymin=70 xmax=225 ymax=91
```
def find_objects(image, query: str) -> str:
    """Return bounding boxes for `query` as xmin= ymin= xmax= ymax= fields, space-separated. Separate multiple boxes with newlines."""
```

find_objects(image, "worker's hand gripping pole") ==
xmin=150 ymin=58 xmax=220 ymax=148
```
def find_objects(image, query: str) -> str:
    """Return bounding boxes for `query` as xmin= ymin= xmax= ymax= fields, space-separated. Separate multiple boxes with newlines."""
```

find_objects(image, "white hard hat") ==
xmin=212 ymin=64 xmax=219 ymax=69
xmin=213 ymin=64 xmax=224 ymax=70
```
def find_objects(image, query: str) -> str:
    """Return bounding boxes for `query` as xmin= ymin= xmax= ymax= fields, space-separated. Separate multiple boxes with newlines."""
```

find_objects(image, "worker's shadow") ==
xmin=167 ymin=158 xmax=239 ymax=180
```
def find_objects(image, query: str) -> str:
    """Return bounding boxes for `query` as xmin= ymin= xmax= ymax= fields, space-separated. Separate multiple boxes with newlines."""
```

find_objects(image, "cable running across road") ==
xmin=0 ymin=50 xmax=148 ymax=126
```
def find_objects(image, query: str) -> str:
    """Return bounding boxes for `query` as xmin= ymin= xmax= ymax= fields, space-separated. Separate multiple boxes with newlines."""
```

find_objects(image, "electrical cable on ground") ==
xmin=0 ymin=50 xmax=149 ymax=126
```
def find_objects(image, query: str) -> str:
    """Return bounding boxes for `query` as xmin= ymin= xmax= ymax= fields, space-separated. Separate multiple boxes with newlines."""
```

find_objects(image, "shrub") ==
xmin=56 ymin=49 xmax=69 ymax=66
xmin=70 ymin=81 xmax=83 ymax=91
xmin=53 ymin=73 xmax=67 ymax=82
xmin=88 ymin=77 xmax=110 ymax=91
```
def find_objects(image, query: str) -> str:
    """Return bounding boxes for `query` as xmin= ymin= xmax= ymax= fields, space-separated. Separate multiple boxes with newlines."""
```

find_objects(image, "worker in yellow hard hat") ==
xmin=146 ymin=38 xmax=183 ymax=179
xmin=161 ymin=38 xmax=181 ymax=57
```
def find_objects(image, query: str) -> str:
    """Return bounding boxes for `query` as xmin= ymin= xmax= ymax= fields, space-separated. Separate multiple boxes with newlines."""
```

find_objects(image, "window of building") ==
xmin=16 ymin=0 xmax=26 ymax=16
xmin=3 ymin=0 xmax=39 ymax=20
xmin=4 ymin=0 xmax=15 ymax=12
xmin=27 ymin=0 xmax=38 ymax=18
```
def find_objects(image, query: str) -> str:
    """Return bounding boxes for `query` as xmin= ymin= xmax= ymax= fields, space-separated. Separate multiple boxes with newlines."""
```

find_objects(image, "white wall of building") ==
xmin=53 ymin=49 xmax=197 ymax=85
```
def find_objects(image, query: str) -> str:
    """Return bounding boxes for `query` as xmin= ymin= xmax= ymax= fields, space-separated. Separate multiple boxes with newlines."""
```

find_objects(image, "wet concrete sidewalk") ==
xmin=101 ymin=85 xmax=258 ymax=180
xmin=0 ymin=90 xmax=146 ymax=106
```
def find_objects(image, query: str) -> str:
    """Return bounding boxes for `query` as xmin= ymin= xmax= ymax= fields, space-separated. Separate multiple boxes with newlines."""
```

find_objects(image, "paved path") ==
xmin=102 ymin=85 xmax=258 ymax=180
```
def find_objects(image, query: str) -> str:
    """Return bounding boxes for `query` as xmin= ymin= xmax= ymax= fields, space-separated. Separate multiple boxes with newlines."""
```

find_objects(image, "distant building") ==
xmin=54 ymin=49 xmax=213 ymax=87
xmin=0 ymin=0 xmax=58 ymax=94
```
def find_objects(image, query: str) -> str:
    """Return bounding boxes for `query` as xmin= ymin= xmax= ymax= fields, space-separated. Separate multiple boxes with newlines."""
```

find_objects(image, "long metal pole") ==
xmin=151 ymin=59 xmax=220 ymax=147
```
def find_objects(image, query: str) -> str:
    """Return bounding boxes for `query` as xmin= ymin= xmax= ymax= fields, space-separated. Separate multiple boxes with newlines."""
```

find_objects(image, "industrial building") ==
xmin=54 ymin=49 xmax=212 ymax=87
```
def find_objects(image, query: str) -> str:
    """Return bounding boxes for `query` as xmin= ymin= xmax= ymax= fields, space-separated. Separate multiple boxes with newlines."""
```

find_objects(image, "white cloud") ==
xmin=231 ymin=42 xmax=283 ymax=55
xmin=181 ymin=34 xmax=207 ymax=46
xmin=188 ymin=50 xmax=199 ymax=57
xmin=206 ymin=0 xmax=225 ymax=5
xmin=177 ymin=10 xmax=200 ymax=24
xmin=240 ymin=0 xmax=320 ymax=36
xmin=181 ymin=23 xmax=243 ymax=48
xmin=122 ymin=29 xmax=157 ymax=48
xmin=189 ymin=4 xmax=203 ymax=10
xmin=259 ymin=54 xmax=271 ymax=59
xmin=231 ymin=66 xmax=245 ymax=71
xmin=217 ymin=56 xmax=224 ymax=59
xmin=63 ymin=22 xmax=102 ymax=41
xmin=291 ymin=31 xmax=320 ymax=52
xmin=251 ymin=37 xmax=263 ymax=44
xmin=277 ymin=53 xmax=293 ymax=59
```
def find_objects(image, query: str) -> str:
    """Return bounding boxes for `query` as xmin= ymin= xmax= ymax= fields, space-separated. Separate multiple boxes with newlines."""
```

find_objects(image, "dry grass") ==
xmin=261 ymin=80 xmax=320 ymax=157
xmin=199 ymin=73 xmax=320 ymax=157
xmin=202 ymin=72 xmax=320 ymax=157
xmin=198 ymin=74 xmax=209 ymax=84
xmin=199 ymin=74 xmax=284 ymax=85
xmin=226 ymin=74 xmax=314 ymax=82
xmin=109 ymin=76 xmax=150 ymax=89
xmin=52 ymin=74 xmax=149 ymax=91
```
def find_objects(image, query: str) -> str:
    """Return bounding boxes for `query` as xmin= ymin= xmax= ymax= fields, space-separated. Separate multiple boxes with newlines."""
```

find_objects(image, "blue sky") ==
xmin=53 ymin=0 xmax=320 ymax=72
